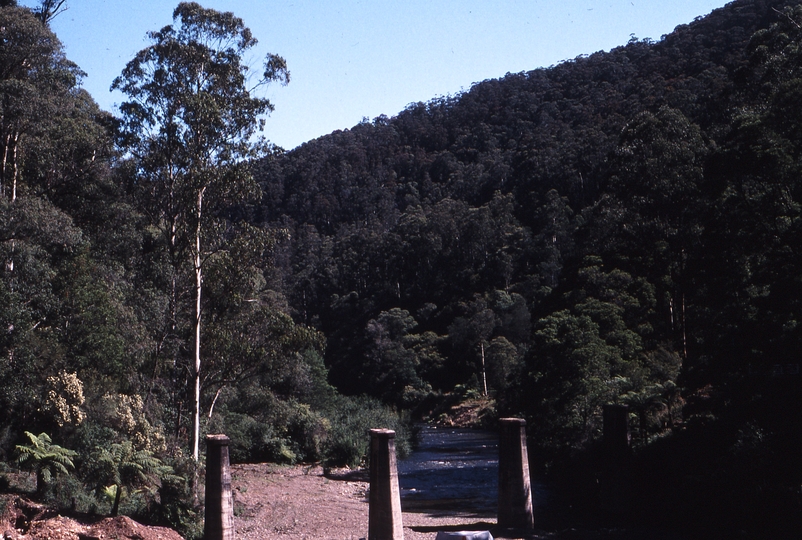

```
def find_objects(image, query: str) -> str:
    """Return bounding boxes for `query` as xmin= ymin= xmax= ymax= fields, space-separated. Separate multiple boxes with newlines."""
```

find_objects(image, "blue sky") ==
xmin=25 ymin=1 xmax=730 ymax=150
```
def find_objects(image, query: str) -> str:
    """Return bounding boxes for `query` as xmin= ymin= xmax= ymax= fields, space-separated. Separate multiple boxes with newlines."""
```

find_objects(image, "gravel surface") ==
xmin=230 ymin=463 xmax=532 ymax=540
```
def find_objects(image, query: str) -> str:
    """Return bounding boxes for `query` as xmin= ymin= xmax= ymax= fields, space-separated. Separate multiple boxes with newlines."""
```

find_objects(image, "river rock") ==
xmin=435 ymin=531 xmax=493 ymax=540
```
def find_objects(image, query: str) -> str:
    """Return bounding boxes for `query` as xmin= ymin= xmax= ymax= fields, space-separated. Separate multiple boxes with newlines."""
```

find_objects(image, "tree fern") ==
xmin=15 ymin=431 xmax=77 ymax=497
xmin=93 ymin=441 xmax=175 ymax=516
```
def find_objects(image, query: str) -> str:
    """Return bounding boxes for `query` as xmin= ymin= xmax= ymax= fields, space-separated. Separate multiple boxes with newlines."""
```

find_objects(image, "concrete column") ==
xmin=602 ymin=404 xmax=631 ymax=460
xmin=369 ymin=429 xmax=404 ymax=540
xmin=600 ymin=405 xmax=632 ymax=515
xmin=204 ymin=434 xmax=234 ymax=540
xmin=497 ymin=418 xmax=534 ymax=531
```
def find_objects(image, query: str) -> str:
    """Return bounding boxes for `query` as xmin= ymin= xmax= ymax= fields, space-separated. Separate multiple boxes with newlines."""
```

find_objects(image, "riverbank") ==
xmin=229 ymin=463 xmax=692 ymax=540
xmin=230 ymin=463 xmax=521 ymax=540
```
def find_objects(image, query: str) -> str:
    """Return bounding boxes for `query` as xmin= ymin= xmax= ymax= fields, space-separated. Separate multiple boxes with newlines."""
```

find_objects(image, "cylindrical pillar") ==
xmin=497 ymin=418 xmax=534 ymax=531
xmin=204 ymin=434 xmax=234 ymax=540
xmin=602 ymin=404 xmax=631 ymax=460
xmin=600 ymin=405 xmax=632 ymax=515
xmin=369 ymin=429 xmax=404 ymax=540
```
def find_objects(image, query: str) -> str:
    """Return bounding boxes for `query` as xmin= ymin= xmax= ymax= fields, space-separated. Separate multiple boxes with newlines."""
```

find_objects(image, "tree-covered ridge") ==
xmin=0 ymin=2 xmax=405 ymax=536
xmin=255 ymin=0 xmax=799 ymax=409
xmin=254 ymin=0 xmax=801 ymax=534
xmin=255 ymin=0 xmax=726 ymax=392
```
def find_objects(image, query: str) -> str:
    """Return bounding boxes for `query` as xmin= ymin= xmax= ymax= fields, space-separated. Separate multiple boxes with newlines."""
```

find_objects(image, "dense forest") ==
xmin=1 ymin=0 xmax=801 ymax=537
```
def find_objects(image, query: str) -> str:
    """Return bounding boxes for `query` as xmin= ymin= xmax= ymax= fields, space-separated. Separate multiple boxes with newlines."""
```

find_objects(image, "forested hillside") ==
xmin=1 ymin=0 xmax=801 ymax=537
xmin=0 ymin=2 xmax=404 ymax=536
xmin=255 ymin=0 xmax=801 ymax=534
xmin=256 ymin=0 xmax=796 ymax=424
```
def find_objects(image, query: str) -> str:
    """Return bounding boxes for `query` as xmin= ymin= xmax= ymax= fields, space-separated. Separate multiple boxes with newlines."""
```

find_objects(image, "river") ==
xmin=395 ymin=426 xmax=689 ymax=539
xmin=397 ymin=425 xmax=499 ymax=515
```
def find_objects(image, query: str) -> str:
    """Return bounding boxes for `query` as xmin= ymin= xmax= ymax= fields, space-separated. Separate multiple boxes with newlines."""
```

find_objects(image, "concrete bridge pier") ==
xmin=603 ymin=404 xmax=631 ymax=460
xmin=369 ymin=428 xmax=404 ymax=540
xmin=204 ymin=434 xmax=234 ymax=540
xmin=600 ymin=404 xmax=633 ymax=515
xmin=497 ymin=417 xmax=534 ymax=532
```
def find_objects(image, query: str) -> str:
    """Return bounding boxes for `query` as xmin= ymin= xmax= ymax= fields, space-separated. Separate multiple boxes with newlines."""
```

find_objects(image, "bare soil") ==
xmin=230 ymin=463 xmax=544 ymax=540
xmin=0 ymin=463 xmax=536 ymax=539
xmin=0 ymin=464 xmax=620 ymax=539
xmin=0 ymin=496 xmax=183 ymax=539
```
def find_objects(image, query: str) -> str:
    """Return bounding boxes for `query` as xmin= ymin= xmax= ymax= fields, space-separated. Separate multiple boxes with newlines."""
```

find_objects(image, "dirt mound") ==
xmin=430 ymin=397 xmax=497 ymax=428
xmin=0 ymin=497 xmax=184 ymax=540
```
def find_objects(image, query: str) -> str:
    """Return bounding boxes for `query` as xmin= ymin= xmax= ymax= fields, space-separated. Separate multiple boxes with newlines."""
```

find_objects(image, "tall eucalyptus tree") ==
xmin=113 ymin=2 xmax=289 ymax=460
xmin=0 ymin=3 xmax=79 ymax=201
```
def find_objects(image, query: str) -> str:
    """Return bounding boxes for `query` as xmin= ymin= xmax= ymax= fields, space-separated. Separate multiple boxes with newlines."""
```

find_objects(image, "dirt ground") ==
xmin=230 ymin=463 xmax=544 ymax=540
xmin=0 ymin=496 xmax=184 ymax=540
xmin=0 ymin=463 xmax=639 ymax=539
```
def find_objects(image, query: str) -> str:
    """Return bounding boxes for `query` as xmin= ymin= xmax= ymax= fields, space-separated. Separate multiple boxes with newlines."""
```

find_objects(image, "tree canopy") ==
xmin=112 ymin=1 xmax=289 ymax=460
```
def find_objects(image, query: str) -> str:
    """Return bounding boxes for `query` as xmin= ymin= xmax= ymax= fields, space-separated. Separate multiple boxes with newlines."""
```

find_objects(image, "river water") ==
xmin=397 ymin=426 xmax=499 ymax=515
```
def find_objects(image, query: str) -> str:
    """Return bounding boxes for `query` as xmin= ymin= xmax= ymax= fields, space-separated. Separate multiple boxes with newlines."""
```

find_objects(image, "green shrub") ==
xmin=210 ymin=412 xmax=295 ymax=464
xmin=284 ymin=402 xmax=327 ymax=463
xmin=70 ymin=418 xmax=117 ymax=461
xmin=207 ymin=386 xmax=330 ymax=464
xmin=320 ymin=395 xmax=411 ymax=469
xmin=0 ymin=474 xmax=9 ymax=492
xmin=135 ymin=456 xmax=202 ymax=540
xmin=43 ymin=473 xmax=103 ymax=515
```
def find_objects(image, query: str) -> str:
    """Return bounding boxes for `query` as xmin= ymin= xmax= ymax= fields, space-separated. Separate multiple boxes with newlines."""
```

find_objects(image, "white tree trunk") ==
xmin=11 ymin=132 xmax=19 ymax=203
xmin=1 ymin=132 xmax=10 ymax=198
xmin=481 ymin=341 xmax=488 ymax=397
xmin=191 ymin=187 xmax=205 ymax=461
